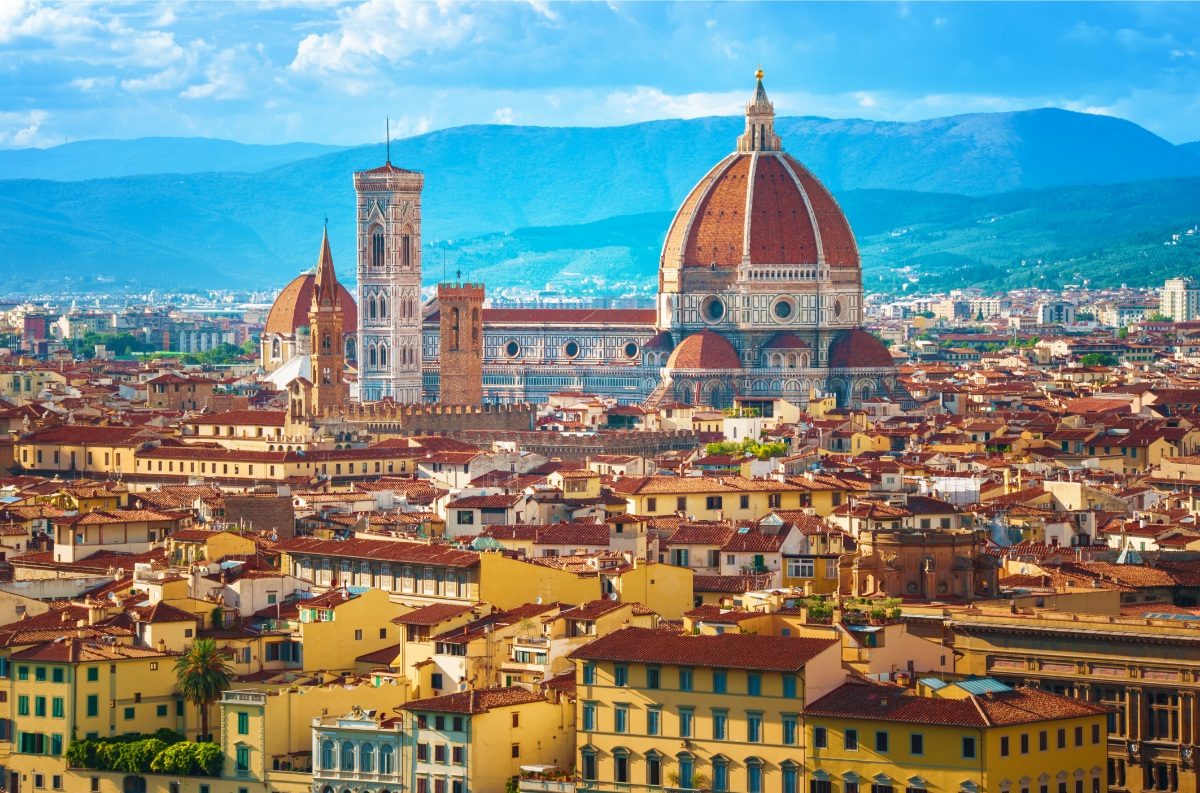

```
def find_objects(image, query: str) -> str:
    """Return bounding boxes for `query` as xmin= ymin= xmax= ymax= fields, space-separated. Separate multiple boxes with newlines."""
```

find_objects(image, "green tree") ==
xmin=1080 ymin=352 xmax=1119 ymax=367
xmin=174 ymin=638 xmax=233 ymax=742
xmin=1116 ymin=326 xmax=1129 ymax=340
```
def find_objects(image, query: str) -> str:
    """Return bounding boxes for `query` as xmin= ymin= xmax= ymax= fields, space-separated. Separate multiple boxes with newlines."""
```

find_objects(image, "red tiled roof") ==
xmin=667 ymin=331 xmax=742 ymax=371
xmin=391 ymin=603 xmax=474 ymax=626
xmin=275 ymin=537 xmax=480 ymax=569
xmin=804 ymin=679 xmax=1109 ymax=727
xmin=401 ymin=686 xmax=544 ymax=714
xmin=828 ymin=329 xmax=894 ymax=369
xmin=567 ymin=626 xmax=836 ymax=672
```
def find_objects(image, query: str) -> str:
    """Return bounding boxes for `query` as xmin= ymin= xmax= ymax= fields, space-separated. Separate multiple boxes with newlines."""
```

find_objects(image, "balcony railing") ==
xmin=519 ymin=780 xmax=576 ymax=793
xmin=221 ymin=690 xmax=266 ymax=705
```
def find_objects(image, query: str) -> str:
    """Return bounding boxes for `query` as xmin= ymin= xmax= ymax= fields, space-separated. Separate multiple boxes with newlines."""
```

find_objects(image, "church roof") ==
xmin=763 ymin=331 xmax=811 ymax=350
xmin=659 ymin=73 xmax=858 ymax=273
xmin=264 ymin=270 xmax=357 ymax=337
xmin=667 ymin=330 xmax=742 ymax=371
xmin=828 ymin=329 xmax=894 ymax=369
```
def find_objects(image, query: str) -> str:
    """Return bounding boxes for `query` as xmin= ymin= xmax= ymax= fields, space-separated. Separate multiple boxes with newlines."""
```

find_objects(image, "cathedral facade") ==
xmin=262 ymin=73 xmax=900 ymax=411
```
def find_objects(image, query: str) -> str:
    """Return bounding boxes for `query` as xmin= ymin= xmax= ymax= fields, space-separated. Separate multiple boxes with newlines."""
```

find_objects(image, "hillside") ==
xmin=0 ymin=138 xmax=344 ymax=181
xmin=428 ymin=179 xmax=1200 ymax=296
xmin=2 ymin=108 xmax=1200 ymax=292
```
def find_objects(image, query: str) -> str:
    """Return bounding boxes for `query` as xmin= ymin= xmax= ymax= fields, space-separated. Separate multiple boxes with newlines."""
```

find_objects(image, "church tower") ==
xmin=354 ymin=160 xmax=425 ymax=403
xmin=308 ymin=227 xmax=348 ymax=414
xmin=437 ymin=279 xmax=484 ymax=406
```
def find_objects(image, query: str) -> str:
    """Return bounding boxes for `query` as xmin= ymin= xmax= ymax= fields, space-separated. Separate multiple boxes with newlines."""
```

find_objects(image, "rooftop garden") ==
xmin=66 ymin=730 xmax=223 ymax=777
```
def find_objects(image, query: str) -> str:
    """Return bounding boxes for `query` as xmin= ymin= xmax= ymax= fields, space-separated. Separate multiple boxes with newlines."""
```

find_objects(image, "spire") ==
xmin=737 ymin=67 xmax=781 ymax=153
xmin=312 ymin=226 xmax=341 ymax=311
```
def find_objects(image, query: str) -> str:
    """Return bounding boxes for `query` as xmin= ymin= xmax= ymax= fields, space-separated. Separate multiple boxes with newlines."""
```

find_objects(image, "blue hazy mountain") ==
xmin=0 ymin=138 xmax=345 ymax=181
xmin=2 ymin=108 xmax=1200 ymax=292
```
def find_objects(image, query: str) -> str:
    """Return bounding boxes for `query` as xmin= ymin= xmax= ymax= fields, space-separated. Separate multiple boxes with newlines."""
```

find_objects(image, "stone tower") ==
xmin=308 ymin=227 xmax=349 ymax=414
xmin=354 ymin=160 xmax=425 ymax=403
xmin=437 ymin=281 xmax=485 ymax=406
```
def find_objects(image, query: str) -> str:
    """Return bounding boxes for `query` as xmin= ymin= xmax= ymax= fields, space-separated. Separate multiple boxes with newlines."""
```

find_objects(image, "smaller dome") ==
xmin=265 ymin=271 xmax=358 ymax=337
xmin=643 ymin=330 xmax=675 ymax=352
xmin=829 ymin=329 xmax=894 ymax=369
xmin=763 ymin=331 xmax=811 ymax=350
xmin=666 ymin=330 xmax=742 ymax=370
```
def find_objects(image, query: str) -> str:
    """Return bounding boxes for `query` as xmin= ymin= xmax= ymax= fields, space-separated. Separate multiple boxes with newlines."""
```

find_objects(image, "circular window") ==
xmin=833 ymin=298 xmax=844 ymax=319
xmin=504 ymin=340 xmax=520 ymax=358
xmin=700 ymin=295 xmax=726 ymax=323
xmin=623 ymin=341 xmax=639 ymax=359
xmin=773 ymin=299 xmax=794 ymax=320
xmin=563 ymin=340 xmax=580 ymax=359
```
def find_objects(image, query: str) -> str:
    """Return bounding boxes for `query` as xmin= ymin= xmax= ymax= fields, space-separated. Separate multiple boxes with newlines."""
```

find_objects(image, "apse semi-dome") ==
xmin=265 ymin=270 xmax=358 ymax=336
xmin=666 ymin=330 xmax=742 ymax=370
xmin=828 ymin=329 xmax=894 ymax=368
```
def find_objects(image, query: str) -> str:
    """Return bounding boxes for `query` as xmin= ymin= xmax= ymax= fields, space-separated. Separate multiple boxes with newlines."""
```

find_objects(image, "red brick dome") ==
xmin=660 ymin=151 xmax=858 ymax=272
xmin=666 ymin=330 xmax=742 ymax=370
xmin=828 ymin=329 xmax=893 ymax=368
xmin=264 ymin=271 xmax=357 ymax=336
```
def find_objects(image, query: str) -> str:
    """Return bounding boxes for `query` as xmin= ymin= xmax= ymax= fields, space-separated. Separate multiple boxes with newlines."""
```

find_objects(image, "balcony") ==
xmin=520 ymin=780 xmax=576 ymax=793
xmin=221 ymin=690 xmax=267 ymax=705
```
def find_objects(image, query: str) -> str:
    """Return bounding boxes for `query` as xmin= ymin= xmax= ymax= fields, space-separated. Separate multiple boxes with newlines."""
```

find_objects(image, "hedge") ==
xmin=66 ymin=730 xmax=223 ymax=778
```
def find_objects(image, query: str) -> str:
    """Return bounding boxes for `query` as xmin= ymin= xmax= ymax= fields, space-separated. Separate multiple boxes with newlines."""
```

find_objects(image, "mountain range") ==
xmin=1 ymin=108 xmax=1199 ymax=294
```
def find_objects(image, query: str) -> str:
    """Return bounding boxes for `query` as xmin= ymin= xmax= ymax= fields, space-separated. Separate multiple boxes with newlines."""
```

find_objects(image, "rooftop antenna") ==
xmin=385 ymin=117 xmax=391 ymax=165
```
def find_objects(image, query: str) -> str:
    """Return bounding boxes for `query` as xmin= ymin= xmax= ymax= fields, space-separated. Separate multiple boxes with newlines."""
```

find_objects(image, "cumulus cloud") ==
xmin=603 ymin=86 xmax=745 ymax=120
xmin=290 ymin=0 xmax=476 ymax=73
xmin=0 ymin=109 xmax=53 ymax=147
xmin=493 ymin=106 xmax=515 ymax=124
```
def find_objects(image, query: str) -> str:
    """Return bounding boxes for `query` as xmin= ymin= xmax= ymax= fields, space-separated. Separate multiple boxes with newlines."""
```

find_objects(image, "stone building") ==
xmin=417 ymin=72 xmax=903 ymax=409
xmin=261 ymin=72 xmax=902 ymax=411
xmin=436 ymin=281 xmax=484 ymax=406
xmin=354 ymin=161 xmax=425 ymax=403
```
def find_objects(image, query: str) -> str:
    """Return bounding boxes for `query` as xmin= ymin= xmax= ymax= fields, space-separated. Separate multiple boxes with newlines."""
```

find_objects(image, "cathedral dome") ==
xmin=264 ymin=270 xmax=358 ymax=337
xmin=660 ymin=75 xmax=858 ymax=274
xmin=828 ymin=329 xmax=894 ymax=369
xmin=666 ymin=330 xmax=742 ymax=370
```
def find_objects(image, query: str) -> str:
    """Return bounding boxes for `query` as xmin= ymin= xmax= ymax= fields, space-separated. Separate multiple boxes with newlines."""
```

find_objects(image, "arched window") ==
xmin=380 ymin=744 xmax=394 ymax=775
xmin=782 ymin=761 xmax=800 ymax=793
xmin=340 ymin=741 xmax=354 ymax=771
xmin=450 ymin=307 xmax=461 ymax=352
xmin=646 ymin=751 xmax=662 ymax=788
xmin=360 ymin=743 xmax=374 ymax=773
xmin=471 ymin=308 xmax=480 ymax=343
xmin=401 ymin=231 xmax=412 ymax=268
xmin=379 ymin=295 xmax=387 ymax=319
xmin=322 ymin=333 xmax=331 ymax=352
xmin=368 ymin=295 xmax=377 ymax=320
xmin=712 ymin=756 xmax=730 ymax=793
xmin=270 ymin=337 xmax=280 ymax=358
xmin=676 ymin=753 xmax=695 ymax=790
xmin=613 ymin=748 xmax=630 ymax=784
xmin=379 ymin=344 xmax=388 ymax=367
xmin=371 ymin=228 xmax=385 ymax=268
xmin=320 ymin=740 xmax=334 ymax=770
xmin=369 ymin=345 xmax=377 ymax=367
xmin=746 ymin=758 xmax=764 ymax=793
xmin=580 ymin=747 xmax=598 ymax=781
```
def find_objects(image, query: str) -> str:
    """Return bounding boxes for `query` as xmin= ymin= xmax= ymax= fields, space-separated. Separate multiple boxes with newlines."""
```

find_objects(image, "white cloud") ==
xmin=290 ymin=0 xmax=476 ymax=73
xmin=493 ymin=106 xmax=514 ymax=124
xmin=603 ymin=86 xmax=745 ymax=121
xmin=181 ymin=47 xmax=257 ymax=100
xmin=0 ymin=0 xmax=102 ymax=45
xmin=67 ymin=75 xmax=116 ymax=92
xmin=525 ymin=0 xmax=557 ymax=21
xmin=0 ymin=109 xmax=53 ymax=147
xmin=855 ymin=91 xmax=877 ymax=109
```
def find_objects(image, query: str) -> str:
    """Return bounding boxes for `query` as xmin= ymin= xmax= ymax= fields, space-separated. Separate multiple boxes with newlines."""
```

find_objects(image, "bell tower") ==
xmin=308 ymin=227 xmax=348 ymax=414
xmin=354 ymin=159 xmax=425 ymax=403
xmin=437 ymin=278 xmax=485 ymax=406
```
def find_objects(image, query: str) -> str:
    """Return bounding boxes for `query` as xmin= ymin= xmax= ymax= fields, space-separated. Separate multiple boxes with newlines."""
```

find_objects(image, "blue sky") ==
xmin=2 ymin=1 xmax=1199 ymax=149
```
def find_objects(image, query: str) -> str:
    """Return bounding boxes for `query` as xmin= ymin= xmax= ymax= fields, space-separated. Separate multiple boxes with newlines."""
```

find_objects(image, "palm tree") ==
xmin=174 ymin=638 xmax=233 ymax=742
